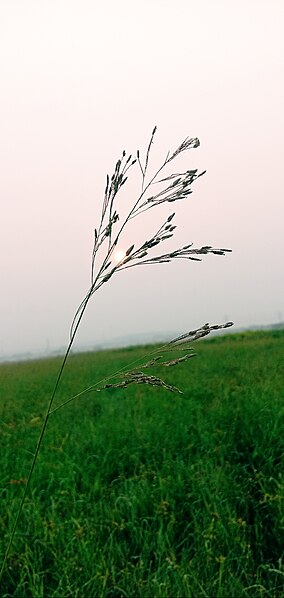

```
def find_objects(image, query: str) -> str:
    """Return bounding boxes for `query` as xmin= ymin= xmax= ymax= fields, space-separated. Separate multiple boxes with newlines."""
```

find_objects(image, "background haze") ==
xmin=1 ymin=0 xmax=283 ymax=358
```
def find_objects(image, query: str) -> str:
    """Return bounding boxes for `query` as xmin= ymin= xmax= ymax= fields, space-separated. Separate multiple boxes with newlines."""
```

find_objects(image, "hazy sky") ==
xmin=1 ymin=0 xmax=284 ymax=358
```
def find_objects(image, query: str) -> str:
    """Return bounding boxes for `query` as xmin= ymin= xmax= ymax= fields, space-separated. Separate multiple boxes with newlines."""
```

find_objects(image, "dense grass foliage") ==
xmin=0 ymin=330 xmax=283 ymax=597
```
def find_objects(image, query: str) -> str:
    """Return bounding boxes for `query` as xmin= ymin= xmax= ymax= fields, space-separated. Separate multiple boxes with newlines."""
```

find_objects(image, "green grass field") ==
xmin=0 ymin=330 xmax=283 ymax=597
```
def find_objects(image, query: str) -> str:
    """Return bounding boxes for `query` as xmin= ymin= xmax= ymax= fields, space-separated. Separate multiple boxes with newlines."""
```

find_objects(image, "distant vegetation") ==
xmin=1 ymin=330 xmax=283 ymax=597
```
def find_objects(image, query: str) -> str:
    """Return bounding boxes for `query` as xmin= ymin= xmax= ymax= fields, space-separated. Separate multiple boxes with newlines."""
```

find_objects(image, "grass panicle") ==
xmin=0 ymin=128 xmax=232 ymax=585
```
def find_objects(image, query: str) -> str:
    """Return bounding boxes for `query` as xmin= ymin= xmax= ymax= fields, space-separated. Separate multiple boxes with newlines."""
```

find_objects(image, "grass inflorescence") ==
xmin=0 ymin=128 xmax=235 ymax=590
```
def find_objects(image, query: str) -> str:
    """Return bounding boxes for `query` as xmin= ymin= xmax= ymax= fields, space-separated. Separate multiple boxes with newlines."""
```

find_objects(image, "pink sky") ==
xmin=1 ymin=0 xmax=284 ymax=357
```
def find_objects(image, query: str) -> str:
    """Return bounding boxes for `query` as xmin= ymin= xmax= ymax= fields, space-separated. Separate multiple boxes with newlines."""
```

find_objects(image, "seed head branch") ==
xmin=72 ymin=128 xmax=232 ymax=339
xmin=52 ymin=321 xmax=233 ymax=414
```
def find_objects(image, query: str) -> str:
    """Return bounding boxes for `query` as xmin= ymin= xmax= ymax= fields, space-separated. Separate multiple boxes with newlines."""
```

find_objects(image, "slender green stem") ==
xmin=0 ymin=293 xmax=91 ymax=581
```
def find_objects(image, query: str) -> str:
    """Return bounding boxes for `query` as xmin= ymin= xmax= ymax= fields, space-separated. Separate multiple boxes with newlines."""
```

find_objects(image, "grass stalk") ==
xmin=0 ymin=127 xmax=232 ymax=584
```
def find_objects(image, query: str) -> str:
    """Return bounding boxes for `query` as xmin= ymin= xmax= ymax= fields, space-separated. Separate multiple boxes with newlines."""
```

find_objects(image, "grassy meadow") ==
xmin=0 ymin=330 xmax=283 ymax=597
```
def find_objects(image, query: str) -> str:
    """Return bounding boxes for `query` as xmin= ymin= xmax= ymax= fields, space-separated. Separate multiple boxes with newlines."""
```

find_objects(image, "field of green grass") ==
xmin=0 ymin=330 xmax=283 ymax=597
